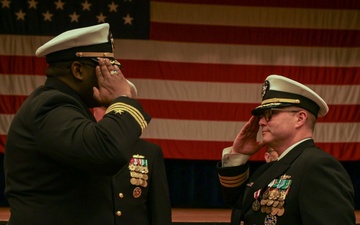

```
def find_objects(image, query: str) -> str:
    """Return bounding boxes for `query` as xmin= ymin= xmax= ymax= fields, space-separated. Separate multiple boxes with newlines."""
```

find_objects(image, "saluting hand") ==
xmin=93 ymin=58 xmax=132 ymax=107
xmin=231 ymin=116 xmax=265 ymax=155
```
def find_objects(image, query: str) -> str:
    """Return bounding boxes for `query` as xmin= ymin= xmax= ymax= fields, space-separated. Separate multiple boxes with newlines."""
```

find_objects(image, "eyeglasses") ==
xmin=259 ymin=108 xmax=301 ymax=122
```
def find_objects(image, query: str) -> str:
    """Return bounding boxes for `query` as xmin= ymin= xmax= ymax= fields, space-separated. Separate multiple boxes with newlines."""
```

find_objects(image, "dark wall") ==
xmin=0 ymin=155 xmax=359 ymax=209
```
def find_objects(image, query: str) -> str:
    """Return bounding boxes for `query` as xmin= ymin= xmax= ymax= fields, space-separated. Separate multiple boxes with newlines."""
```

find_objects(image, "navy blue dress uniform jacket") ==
xmin=113 ymin=139 xmax=172 ymax=225
xmin=218 ymin=140 xmax=355 ymax=225
xmin=4 ymin=77 xmax=151 ymax=225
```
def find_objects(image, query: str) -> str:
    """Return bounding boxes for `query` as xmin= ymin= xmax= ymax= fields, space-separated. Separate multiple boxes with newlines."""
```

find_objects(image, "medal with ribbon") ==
xmin=128 ymin=154 xmax=149 ymax=188
xmin=261 ymin=174 xmax=292 ymax=225
xmin=252 ymin=189 xmax=262 ymax=211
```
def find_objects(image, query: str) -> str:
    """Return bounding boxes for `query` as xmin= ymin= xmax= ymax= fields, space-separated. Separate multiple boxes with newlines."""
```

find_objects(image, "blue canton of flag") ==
xmin=0 ymin=0 xmax=149 ymax=39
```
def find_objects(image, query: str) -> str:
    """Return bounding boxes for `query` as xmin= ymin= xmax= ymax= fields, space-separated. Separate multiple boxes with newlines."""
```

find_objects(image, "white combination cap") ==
xmin=36 ymin=23 xmax=120 ymax=66
xmin=251 ymin=75 xmax=329 ymax=118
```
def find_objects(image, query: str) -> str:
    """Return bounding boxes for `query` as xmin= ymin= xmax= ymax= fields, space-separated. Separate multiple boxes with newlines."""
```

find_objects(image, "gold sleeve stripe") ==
xmin=219 ymin=176 xmax=247 ymax=184
xmin=219 ymin=176 xmax=247 ymax=185
xmin=218 ymin=169 xmax=249 ymax=188
xmin=220 ymin=180 xmax=247 ymax=188
xmin=218 ymin=171 xmax=248 ymax=181
xmin=219 ymin=175 xmax=248 ymax=187
xmin=106 ymin=103 xmax=147 ymax=131
xmin=105 ymin=102 xmax=147 ymax=132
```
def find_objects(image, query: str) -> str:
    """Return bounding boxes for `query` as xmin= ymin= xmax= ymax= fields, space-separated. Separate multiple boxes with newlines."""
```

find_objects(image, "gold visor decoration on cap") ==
xmin=76 ymin=52 xmax=114 ymax=57
xmin=75 ymin=52 xmax=122 ymax=67
xmin=109 ymin=59 xmax=122 ymax=67
xmin=261 ymin=98 xmax=300 ymax=105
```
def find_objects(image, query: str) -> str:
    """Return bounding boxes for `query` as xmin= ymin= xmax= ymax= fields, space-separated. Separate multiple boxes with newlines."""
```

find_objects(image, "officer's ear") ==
xmin=295 ymin=110 xmax=308 ymax=128
xmin=70 ymin=61 xmax=84 ymax=81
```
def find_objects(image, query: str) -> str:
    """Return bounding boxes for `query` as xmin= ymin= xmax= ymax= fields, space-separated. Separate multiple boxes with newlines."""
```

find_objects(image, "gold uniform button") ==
xmin=119 ymin=193 xmax=124 ymax=198
xmin=116 ymin=211 xmax=122 ymax=216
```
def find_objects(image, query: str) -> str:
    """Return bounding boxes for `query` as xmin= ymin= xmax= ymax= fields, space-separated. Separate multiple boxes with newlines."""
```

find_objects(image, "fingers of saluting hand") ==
xmin=241 ymin=116 xmax=260 ymax=137
xmin=232 ymin=116 xmax=262 ymax=154
xmin=93 ymin=58 xmax=130 ymax=106
xmin=96 ymin=58 xmax=122 ymax=80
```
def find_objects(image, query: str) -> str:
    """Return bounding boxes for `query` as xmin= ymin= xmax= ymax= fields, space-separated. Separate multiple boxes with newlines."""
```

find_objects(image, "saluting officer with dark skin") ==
xmin=4 ymin=23 xmax=152 ymax=225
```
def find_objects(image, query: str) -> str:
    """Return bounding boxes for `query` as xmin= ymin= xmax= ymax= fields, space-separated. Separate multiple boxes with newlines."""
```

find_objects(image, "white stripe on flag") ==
xmin=114 ymin=40 xmax=360 ymax=67
xmin=140 ymin=118 xmax=360 ymax=143
xmin=0 ymin=35 xmax=359 ymax=67
xmin=1 ymin=114 xmax=359 ymax=143
xmin=151 ymin=2 xmax=360 ymax=30
xmin=1 ymin=75 xmax=359 ymax=105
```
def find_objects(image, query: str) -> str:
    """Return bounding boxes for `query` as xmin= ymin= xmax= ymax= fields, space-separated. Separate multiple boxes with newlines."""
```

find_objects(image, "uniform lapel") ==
xmin=242 ymin=139 xmax=316 ymax=212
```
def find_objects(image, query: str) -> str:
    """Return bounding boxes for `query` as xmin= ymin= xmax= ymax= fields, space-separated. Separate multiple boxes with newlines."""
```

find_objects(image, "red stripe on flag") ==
xmin=139 ymin=99 xmax=360 ymax=123
xmin=122 ymin=60 xmax=360 ymax=85
xmin=0 ymin=95 xmax=28 ymax=114
xmin=151 ymin=23 xmax=360 ymax=47
xmin=152 ymin=0 xmax=360 ymax=9
xmin=0 ymin=55 xmax=47 ymax=75
xmin=146 ymin=138 xmax=360 ymax=161
xmin=2 ymin=56 xmax=359 ymax=85
xmin=0 ymin=135 xmax=5 ymax=153
xmin=2 ymin=96 xmax=359 ymax=123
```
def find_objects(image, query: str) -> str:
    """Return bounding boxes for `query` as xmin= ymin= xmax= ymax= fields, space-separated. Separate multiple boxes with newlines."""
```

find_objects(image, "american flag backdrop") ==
xmin=0 ymin=0 xmax=359 ymax=161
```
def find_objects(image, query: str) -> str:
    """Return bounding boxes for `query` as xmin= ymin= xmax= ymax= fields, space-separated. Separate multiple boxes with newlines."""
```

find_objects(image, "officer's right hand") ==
xmin=93 ymin=58 xmax=132 ymax=106
xmin=231 ymin=116 xmax=264 ymax=155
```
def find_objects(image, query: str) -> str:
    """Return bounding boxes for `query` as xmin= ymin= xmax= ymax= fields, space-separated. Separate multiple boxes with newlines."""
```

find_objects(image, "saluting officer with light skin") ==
xmin=217 ymin=75 xmax=355 ymax=225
